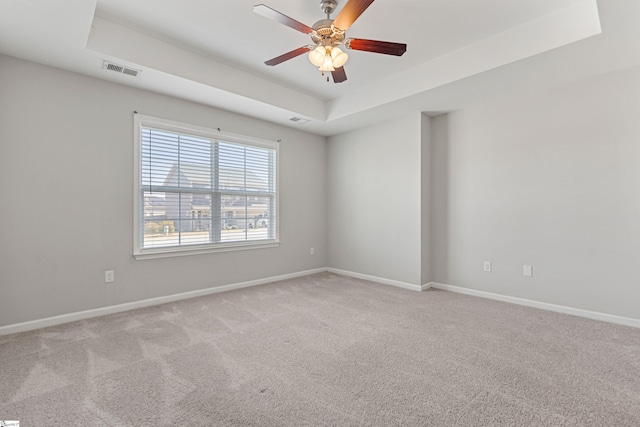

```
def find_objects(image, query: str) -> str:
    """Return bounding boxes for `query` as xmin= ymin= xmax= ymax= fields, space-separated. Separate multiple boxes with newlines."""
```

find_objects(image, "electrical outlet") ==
xmin=523 ymin=265 xmax=533 ymax=277
xmin=483 ymin=261 xmax=492 ymax=272
xmin=310 ymin=247 xmax=315 ymax=256
xmin=104 ymin=270 xmax=115 ymax=283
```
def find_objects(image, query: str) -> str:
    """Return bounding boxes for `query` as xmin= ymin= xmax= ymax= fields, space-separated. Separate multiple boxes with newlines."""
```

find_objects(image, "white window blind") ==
xmin=134 ymin=114 xmax=278 ymax=258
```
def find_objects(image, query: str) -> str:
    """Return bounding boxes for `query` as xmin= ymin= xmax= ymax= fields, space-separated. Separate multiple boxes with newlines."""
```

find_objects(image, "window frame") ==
xmin=133 ymin=114 xmax=279 ymax=260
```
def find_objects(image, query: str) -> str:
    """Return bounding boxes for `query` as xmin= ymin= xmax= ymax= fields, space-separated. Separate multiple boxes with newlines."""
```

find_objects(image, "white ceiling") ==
xmin=1 ymin=0 xmax=639 ymax=136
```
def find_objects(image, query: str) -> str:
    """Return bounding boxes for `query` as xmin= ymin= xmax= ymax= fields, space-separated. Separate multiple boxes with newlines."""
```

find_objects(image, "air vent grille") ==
xmin=106 ymin=63 xmax=124 ymax=73
xmin=102 ymin=61 xmax=141 ymax=77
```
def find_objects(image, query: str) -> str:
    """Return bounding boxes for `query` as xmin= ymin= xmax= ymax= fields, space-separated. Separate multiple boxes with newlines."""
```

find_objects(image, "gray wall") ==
xmin=420 ymin=113 xmax=432 ymax=285
xmin=431 ymin=65 xmax=640 ymax=319
xmin=327 ymin=113 xmax=428 ymax=286
xmin=2 ymin=53 xmax=639 ymax=327
xmin=0 ymin=55 xmax=327 ymax=327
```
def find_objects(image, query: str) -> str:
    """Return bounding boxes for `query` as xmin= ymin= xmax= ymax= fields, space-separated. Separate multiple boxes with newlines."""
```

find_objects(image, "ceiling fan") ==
xmin=253 ymin=0 xmax=407 ymax=83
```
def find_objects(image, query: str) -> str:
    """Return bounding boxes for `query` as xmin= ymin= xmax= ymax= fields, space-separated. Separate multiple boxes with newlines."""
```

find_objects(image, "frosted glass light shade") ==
xmin=308 ymin=46 xmax=326 ymax=67
xmin=331 ymin=47 xmax=348 ymax=68
xmin=319 ymin=54 xmax=335 ymax=72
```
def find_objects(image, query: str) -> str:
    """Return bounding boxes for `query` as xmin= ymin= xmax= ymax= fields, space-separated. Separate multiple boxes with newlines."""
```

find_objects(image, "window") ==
xmin=134 ymin=114 xmax=278 ymax=259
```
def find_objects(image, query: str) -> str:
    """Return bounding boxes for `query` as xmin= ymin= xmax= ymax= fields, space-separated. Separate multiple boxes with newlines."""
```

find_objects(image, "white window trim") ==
xmin=133 ymin=113 xmax=280 ymax=260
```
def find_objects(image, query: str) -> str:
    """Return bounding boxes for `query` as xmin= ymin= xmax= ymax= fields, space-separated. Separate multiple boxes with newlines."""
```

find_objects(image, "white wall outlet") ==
xmin=523 ymin=265 xmax=533 ymax=277
xmin=483 ymin=261 xmax=492 ymax=272
xmin=310 ymin=247 xmax=315 ymax=256
xmin=104 ymin=270 xmax=115 ymax=283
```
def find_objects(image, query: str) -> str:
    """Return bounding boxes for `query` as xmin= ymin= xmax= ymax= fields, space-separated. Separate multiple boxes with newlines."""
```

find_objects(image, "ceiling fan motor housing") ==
xmin=311 ymin=19 xmax=345 ymax=46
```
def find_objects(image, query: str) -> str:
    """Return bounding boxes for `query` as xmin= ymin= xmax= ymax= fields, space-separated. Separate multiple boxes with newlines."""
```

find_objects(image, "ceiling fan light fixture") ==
xmin=309 ymin=46 xmax=347 ymax=72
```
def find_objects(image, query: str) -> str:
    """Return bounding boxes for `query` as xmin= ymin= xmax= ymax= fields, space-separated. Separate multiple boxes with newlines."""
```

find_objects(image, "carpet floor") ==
xmin=1 ymin=272 xmax=639 ymax=426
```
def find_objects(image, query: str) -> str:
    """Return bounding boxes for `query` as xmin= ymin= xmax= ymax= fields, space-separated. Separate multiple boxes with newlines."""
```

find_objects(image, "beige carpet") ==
xmin=1 ymin=272 xmax=639 ymax=426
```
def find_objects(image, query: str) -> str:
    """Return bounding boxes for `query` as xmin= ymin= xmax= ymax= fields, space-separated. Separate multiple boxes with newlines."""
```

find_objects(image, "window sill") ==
xmin=134 ymin=240 xmax=280 ymax=260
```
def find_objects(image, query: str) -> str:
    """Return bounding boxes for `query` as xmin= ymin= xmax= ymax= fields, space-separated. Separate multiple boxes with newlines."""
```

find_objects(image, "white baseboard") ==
xmin=4 ymin=270 xmax=636 ymax=336
xmin=0 ymin=268 xmax=326 ymax=336
xmin=429 ymin=282 xmax=640 ymax=329
xmin=327 ymin=268 xmax=425 ymax=292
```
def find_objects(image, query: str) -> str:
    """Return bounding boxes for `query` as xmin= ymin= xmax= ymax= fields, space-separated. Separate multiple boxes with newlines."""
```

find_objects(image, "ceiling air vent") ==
xmin=290 ymin=117 xmax=310 ymax=124
xmin=102 ymin=60 xmax=141 ymax=77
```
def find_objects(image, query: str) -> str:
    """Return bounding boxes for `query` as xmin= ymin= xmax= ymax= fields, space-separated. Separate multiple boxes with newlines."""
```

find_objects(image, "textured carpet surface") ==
xmin=1 ymin=272 xmax=639 ymax=426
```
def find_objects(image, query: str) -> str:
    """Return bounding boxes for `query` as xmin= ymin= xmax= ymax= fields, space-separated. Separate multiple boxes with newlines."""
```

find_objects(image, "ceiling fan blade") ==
xmin=333 ymin=0 xmax=375 ymax=31
xmin=253 ymin=4 xmax=314 ymax=34
xmin=332 ymin=66 xmax=347 ymax=83
xmin=345 ymin=38 xmax=407 ymax=56
xmin=265 ymin=46 xmax=312 ymax=66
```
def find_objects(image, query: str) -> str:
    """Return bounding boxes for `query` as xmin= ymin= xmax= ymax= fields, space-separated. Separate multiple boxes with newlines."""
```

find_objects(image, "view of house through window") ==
xmin=135 ymin=115 xmax=278 ymax=256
